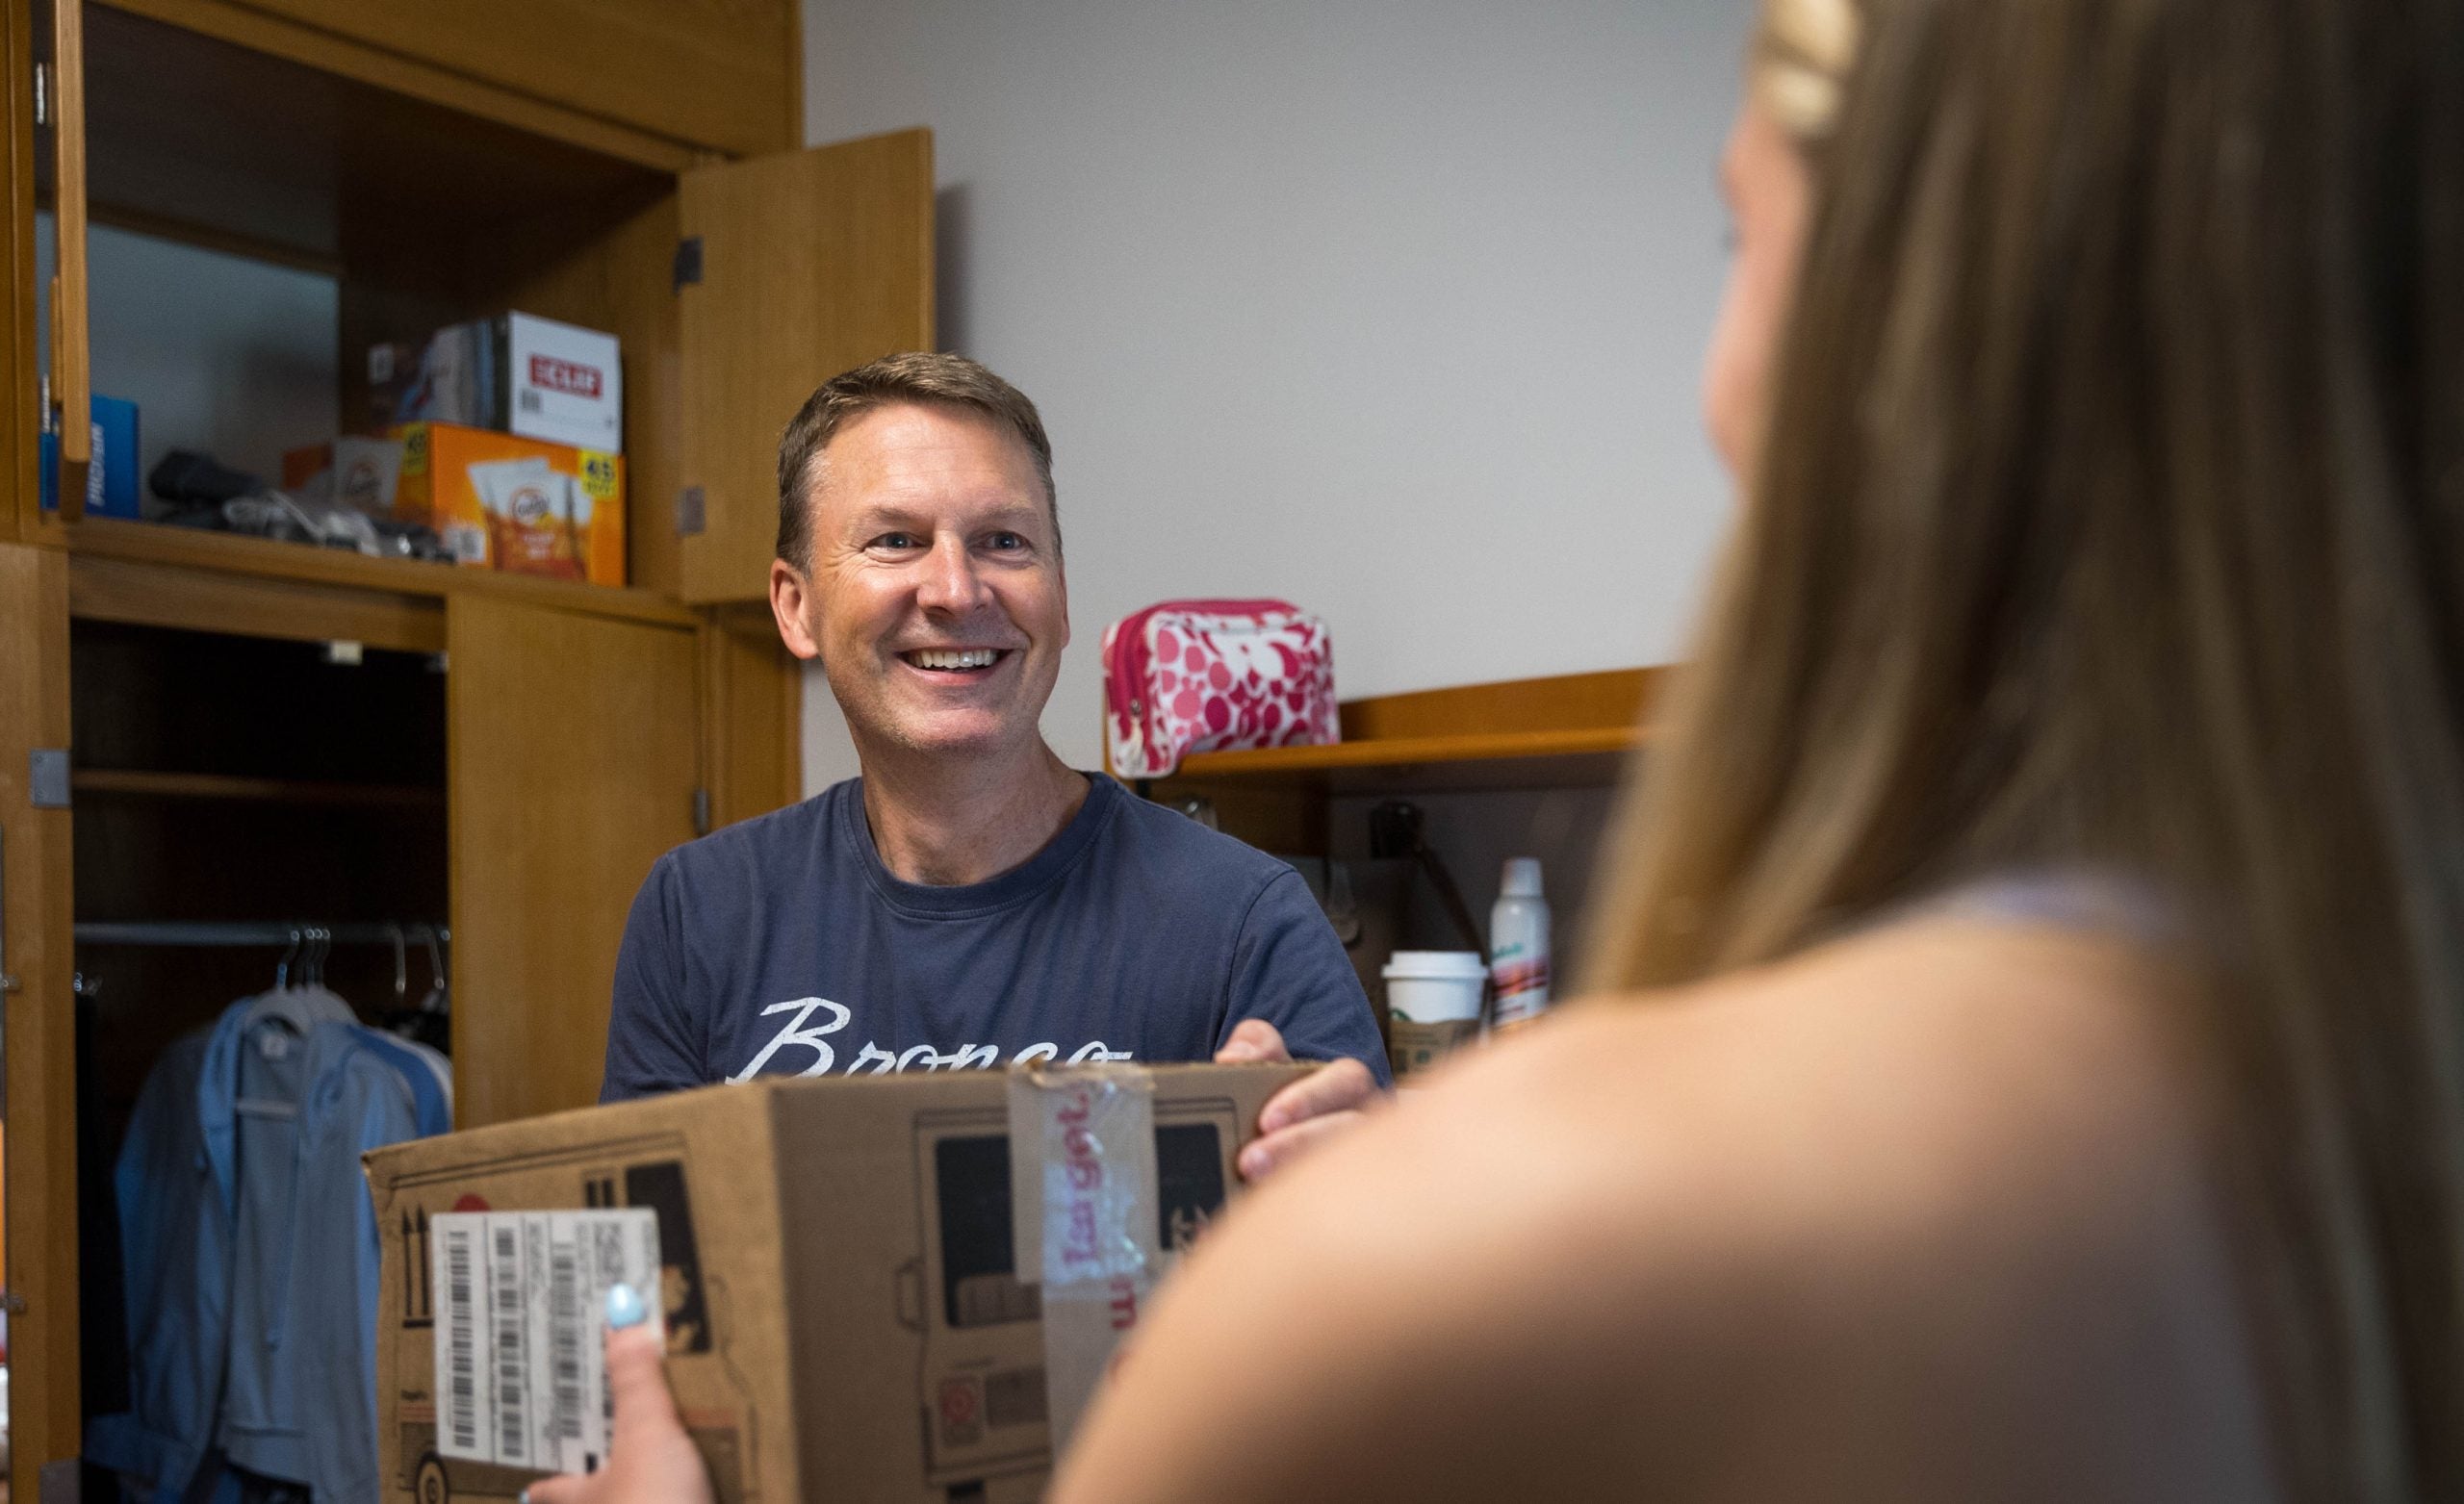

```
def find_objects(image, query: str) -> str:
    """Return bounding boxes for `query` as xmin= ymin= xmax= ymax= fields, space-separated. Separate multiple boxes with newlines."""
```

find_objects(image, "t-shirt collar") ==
xmin=840 ymin=771 xmax=1120 ymax=918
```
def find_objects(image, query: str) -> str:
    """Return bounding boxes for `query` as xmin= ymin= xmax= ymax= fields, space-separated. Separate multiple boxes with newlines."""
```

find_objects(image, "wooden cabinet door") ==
xmin=448 ymin=595 xmax=698 ymax=1126
xmin=677 ymin=128 xmax=935 ymax=604
xmin=0 ymin=542 xmax=79 ymax=1499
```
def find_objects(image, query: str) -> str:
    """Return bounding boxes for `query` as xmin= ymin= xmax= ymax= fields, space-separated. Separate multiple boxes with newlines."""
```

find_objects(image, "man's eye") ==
xmin=872 ymin=532 xmax=922 ymax=550
xmin=985 ymin=532 xmax=1025 ymax=551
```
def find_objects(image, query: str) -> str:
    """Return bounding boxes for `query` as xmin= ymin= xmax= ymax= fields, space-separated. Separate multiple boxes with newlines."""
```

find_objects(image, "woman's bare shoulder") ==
xmin=1054 ymin=917 xmax=2273 ymax=1503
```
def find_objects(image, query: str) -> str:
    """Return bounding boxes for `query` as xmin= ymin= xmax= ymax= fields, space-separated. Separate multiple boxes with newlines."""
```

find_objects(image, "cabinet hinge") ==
xmin=33 ymin=62 xmax=47 ymax=126
xmin=30 ymin=748 xmax=70 ymax=808
xmin=38 ymin=1457 xmax=80 ymax=1502
xmin=676 ymin=486 xmax=706 ymax=538
xmin=692 ymin=787 xmax=712 ymax=837
xmin=673 ymin=237 xmax=704 ymax=292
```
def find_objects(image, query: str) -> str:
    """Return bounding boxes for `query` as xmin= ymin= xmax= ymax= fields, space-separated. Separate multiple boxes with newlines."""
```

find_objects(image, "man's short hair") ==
xmin=775 ymin=351 xmax=1059 ymax=568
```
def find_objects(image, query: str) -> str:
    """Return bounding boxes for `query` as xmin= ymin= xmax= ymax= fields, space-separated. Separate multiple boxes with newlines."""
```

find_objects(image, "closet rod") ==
xmin=75 ymin=921 xmax=449 ymax=948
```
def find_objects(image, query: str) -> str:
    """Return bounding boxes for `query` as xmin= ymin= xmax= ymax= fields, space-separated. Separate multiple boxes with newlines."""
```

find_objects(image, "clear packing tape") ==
xmin=1007 ymin=1063 xmax=1160 ymax=1456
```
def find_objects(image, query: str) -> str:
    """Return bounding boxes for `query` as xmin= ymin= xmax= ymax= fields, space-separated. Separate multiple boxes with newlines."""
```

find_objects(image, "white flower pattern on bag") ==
xmin=1101 ymin=600 xmax=1339 ymax=778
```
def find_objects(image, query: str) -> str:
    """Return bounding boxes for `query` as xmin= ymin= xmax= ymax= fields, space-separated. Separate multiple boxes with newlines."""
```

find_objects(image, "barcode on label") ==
xmin=519 ymin=388 xmax=544 ymax=412
xmin=430 ymin=1209 xmax=661 ymax=1473
xmin=493 ymin=1226 xmax=527 ymax=1465
xmin=443 ymin=1227 xmax=481 ymax=1453
xmin=551 ymin=1241 xmax=585 ymax=1441
xmin=447 ymin=523 xmax=486 ymax=564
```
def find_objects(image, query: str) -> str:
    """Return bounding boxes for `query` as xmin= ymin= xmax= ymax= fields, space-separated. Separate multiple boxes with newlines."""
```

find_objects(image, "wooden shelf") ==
xmin=72 ymin=768 xmax=446 ymax=808
xmin=61 ymin=518 xmax=699 ymax=651
xmin=1151 ymin=667 xmax=1666 ymax=794
xmin=1173 ymin=726 xmax=1638 ymax=786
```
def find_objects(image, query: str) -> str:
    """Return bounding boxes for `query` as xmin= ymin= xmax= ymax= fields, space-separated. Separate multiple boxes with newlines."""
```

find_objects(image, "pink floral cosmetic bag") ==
xmin=1102 ymin=599 xmax=1340 ymax=778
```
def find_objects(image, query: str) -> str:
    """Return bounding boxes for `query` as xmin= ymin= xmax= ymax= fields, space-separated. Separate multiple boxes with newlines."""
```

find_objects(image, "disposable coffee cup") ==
xmin=1382 ymin=950 xmax=1487 ymax=1082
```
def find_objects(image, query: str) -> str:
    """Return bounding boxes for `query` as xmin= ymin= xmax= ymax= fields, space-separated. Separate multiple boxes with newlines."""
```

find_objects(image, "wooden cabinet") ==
xmin=102 ymin=0 xmax=798 ymax=157
xmin=29 ymin=3 xmax=935 ymax=605
xmin=0 ymin=2 xmax=925 ymax=1493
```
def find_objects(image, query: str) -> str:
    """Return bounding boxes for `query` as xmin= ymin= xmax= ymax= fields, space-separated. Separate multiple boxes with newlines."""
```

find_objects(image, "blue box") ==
xmin=39 ymin=394 xmax=141 ymax=519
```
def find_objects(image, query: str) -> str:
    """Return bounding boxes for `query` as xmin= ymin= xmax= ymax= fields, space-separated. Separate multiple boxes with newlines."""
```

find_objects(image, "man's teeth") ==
xmin=911 ymin=649 xmax=999 ymax=671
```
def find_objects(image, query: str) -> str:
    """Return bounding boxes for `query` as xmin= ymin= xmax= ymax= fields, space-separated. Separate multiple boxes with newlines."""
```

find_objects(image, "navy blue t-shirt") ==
xmin=602 ymin=774 xmax=1390 ymax=1099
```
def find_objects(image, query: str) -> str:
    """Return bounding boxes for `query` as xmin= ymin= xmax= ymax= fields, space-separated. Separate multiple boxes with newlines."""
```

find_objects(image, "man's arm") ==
xmin=1214 ymin=867 xmax=1393 ymax=1177
xmin=601 ymin=854 xmax=706 ymax=1102
xmin=1218 ymin=867 xmax=1391 ymax=1080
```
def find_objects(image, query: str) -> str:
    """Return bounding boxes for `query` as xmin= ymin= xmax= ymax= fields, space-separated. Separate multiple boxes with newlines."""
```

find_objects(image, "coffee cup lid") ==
xmin=1382 ymin=950 xmax=1488 ymax=981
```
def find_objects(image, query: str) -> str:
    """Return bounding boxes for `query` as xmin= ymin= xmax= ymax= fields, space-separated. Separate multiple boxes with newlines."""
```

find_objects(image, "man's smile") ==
xmin=897 ymin=647 xmax=1015 ymax=677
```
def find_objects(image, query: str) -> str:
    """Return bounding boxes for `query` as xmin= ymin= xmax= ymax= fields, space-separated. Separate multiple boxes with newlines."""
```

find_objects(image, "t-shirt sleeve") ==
xmin=602 ymin=854 xmax=704 ymax=1102
xmin=1219 ymin=867 xmax=1395 ymax=1087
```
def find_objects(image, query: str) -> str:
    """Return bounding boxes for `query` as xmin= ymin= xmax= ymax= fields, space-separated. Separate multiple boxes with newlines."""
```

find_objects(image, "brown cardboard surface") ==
xmin=365 ymin=1062 xmax=1306 ymax=1504
xmin=392 ymin=421 xmax=627 ymax=586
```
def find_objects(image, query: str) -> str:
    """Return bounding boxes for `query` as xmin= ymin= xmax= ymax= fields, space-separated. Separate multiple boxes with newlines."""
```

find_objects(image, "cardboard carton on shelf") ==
xmin=391 ymin=421 xmax=626 ymax=587
xmin=281 ymin=436 xmax=405 ymax=514
xmin=363 ymin=1061 xmax=1305 ymax=1504
xmin=376 ymin=312 xmax=625 ymax=455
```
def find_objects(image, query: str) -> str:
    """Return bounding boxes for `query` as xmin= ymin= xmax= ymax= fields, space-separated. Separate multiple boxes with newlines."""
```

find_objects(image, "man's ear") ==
xmin=771 ymin=558 xmax=822 ymax=661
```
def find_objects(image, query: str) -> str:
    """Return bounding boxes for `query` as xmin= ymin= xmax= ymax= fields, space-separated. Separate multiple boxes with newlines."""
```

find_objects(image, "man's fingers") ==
xmin=1257 ymin=1055 xmax=1376 ymax=1134
xmin=1237 ymin=1109 xmax=1364 ymax=1181
xmin=1214 ymin=1018 xmax=1292 ymax=1064
xmin=604 ymin=1323 xmax=685 ymax=1445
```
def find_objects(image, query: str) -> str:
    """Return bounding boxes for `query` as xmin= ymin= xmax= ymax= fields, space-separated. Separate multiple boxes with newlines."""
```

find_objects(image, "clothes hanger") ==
xmin=419 ymin=926 xmax=449 ymax=1016
xmin=249 ymin=926 xmax=347 ymax=1036
xmin=391 ymin=923 xmax=452 ymax=1053
xmin=244 ymin=926 xmax=321 ymax=1053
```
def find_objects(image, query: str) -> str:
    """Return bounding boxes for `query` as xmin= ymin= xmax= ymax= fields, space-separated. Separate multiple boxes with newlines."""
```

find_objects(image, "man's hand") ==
xmin=524 ymin=1291 xmax=715 ymax=1504
xmin=1213 ymin=1019 xmax=1383 ymax=1181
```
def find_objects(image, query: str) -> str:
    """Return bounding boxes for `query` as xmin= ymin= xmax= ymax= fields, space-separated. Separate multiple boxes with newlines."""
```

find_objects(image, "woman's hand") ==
xmin=523 ymin=1287 xmax=716 ymax=1504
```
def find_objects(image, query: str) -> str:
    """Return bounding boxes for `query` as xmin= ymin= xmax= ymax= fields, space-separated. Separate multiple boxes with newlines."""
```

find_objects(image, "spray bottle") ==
xmin=1488 ymin=856 xmax=1553 ymax=1031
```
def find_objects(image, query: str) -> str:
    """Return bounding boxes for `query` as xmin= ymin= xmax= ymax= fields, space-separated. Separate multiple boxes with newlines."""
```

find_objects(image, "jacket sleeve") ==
xmin=602 ymin=853 xmax=705 ymax=1102
xmin=1218 ymin=867 xmax=1395 ymax=1087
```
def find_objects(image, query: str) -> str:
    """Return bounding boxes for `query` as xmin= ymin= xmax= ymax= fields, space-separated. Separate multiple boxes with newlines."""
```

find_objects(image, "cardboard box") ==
xmin=281 ymin=436 xmax=406 ymax=514
xmin=379 ymin=313 xmax=624 ymax=453
xmin=502 ymin=312 xmax=623 ymax=452
xmin=393 ymin=421 xmax=626 ymax=586
xmin=364 ymin=1062 xmax=1304 ymax=1504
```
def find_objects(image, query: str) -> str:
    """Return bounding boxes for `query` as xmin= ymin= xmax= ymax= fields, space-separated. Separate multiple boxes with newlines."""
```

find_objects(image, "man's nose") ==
xmin=914 ymin=534 xmax=989 ymax=614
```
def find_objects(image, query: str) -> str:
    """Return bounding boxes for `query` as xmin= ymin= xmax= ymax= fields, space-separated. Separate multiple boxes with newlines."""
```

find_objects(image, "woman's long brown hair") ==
xmin=1584 ymin=0 xmax=2464 ymax=1495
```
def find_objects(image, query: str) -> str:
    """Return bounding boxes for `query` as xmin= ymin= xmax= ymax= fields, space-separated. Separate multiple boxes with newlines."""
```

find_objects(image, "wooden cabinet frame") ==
xmin=0 ymin=3 xmax=912 ymax=1493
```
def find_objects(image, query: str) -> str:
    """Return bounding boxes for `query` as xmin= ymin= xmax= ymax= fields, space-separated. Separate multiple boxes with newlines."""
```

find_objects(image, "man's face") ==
xmin=770 ymin=402 xmax=1068 ymax=766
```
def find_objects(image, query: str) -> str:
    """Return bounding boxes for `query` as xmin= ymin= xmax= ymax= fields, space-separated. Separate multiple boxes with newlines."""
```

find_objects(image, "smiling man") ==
xmin=601 ymin=353 xmax=1388 ymax=1176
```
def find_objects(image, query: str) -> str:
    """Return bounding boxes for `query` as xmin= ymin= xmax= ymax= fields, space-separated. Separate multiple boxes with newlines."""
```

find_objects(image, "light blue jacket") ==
xmin=88 ymin=988 xmax=447 ymax=1503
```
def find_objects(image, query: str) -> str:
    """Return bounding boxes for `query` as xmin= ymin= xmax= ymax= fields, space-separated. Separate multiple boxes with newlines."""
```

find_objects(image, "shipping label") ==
xmin=430 ymin=1209 xmax=663 ymax=1476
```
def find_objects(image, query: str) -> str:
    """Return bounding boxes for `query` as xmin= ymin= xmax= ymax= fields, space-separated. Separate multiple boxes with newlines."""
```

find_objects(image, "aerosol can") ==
xmin=1488 ymin=857 xmax=1553 ymax=1032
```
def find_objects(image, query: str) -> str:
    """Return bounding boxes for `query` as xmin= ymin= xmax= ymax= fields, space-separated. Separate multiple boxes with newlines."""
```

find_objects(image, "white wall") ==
xmin=801 ymin=0 xmax=1749 ymax=791
xmin=38 ymin=218 xmax=340 ymax=495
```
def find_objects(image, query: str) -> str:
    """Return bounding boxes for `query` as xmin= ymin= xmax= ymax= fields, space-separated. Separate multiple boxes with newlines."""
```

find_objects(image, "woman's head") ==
xmin=1609 ymin=0 xmax=2464 ymax=1493
xmin=1702 ymin=0 xmax=1857 ymax=479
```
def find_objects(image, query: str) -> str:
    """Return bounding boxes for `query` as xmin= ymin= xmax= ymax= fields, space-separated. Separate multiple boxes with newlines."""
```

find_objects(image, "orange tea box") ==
xmin=391 ymin=421 xmax=625 ymax=587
